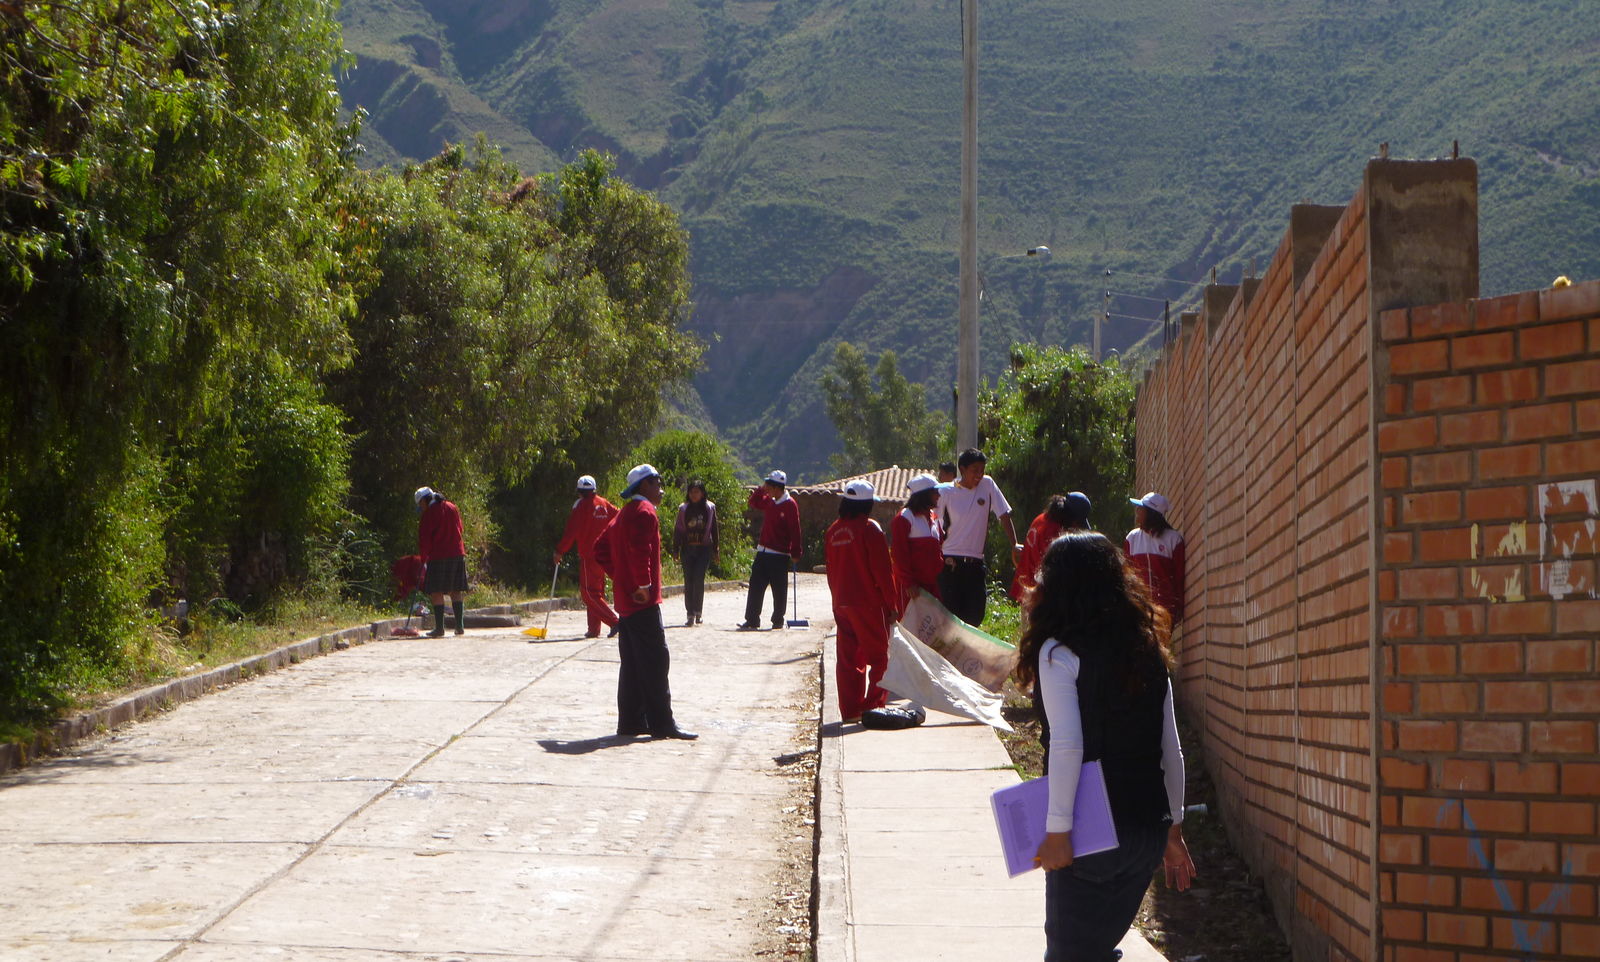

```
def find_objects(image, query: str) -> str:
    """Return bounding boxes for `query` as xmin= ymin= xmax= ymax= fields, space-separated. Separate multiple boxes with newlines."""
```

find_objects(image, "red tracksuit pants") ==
xmin=834 ymin=605 xmax=890 ymax=720
xmin=578 ymin=555 xmax=619 ymax=636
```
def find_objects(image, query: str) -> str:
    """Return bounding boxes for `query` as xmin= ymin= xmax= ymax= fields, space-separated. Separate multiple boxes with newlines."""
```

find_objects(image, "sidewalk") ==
xmin=815 ymin=626 xmax=1169 ymax=962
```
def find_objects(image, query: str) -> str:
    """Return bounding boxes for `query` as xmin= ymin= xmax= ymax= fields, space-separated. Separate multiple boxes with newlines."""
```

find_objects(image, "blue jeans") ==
xmin=1043 ymin=820 xmax=1167 ymax=962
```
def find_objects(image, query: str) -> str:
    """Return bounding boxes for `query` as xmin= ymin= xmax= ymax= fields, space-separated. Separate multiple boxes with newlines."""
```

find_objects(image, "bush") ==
xmin=605 ymin=430 xmax=756 ymax=579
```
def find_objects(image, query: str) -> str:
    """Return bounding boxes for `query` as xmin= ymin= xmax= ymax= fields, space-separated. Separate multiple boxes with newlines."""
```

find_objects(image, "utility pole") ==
xmin=956 ymin=0 xmax=979 ymax=451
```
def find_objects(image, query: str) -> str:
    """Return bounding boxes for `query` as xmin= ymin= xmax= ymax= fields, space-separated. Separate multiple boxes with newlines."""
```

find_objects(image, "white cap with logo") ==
xmin=765 ymin=469 xmax=788 ymax=485
xmin=576 ymin=475 xmax=597 ymax=492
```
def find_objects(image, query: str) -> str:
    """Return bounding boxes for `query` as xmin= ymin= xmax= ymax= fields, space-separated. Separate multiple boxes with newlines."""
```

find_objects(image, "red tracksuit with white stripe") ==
xmin=1125 ymin=526 xmax=1186 ymax=623
xmin=889 ymin=508 xmax=943 ymax=617
xmin=1009 ymin=512 xmax=1063 ymax=601
xmin=557 ymin=494 xmax=620 ymax=636
xmin=825 ymin=516 xmax=898 ymax=720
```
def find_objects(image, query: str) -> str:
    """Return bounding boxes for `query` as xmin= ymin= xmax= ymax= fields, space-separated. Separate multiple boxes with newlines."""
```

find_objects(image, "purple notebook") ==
xmin=991 ymin=761 xmax=1119 ymax=877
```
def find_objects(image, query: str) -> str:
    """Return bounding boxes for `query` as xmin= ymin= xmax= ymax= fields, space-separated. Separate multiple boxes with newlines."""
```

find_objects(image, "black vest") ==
xmin=1036 ymin=641 xmax=1172 ymax=832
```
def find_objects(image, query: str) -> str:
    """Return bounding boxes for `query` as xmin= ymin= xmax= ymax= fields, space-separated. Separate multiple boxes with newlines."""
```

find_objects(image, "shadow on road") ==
xmin=536 ymin=735 xmax=642 ymax=755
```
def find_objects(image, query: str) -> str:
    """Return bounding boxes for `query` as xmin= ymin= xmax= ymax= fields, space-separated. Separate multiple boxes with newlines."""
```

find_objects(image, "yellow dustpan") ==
xmin=522 ymin=561 xmax=560 ymax=639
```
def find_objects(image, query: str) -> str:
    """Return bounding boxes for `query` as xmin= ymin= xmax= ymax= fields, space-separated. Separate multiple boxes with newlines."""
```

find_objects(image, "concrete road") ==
xmin=0 ymin=582 xmax=824 ymax=962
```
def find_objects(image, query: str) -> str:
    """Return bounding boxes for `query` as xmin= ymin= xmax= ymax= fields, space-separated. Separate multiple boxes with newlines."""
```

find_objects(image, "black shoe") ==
xmin=454 ymin=626 xmax=465 ymax=636
xmin=427 ymin=627 xmax=445 ymax=638
xmin=607 ymin=624 xmax=620 ymax=638
xmin=771 ymin=620 xmax=784 ymax=630
xmin=616 ymin=727 xmax=649 ymax=737
xmin=736 ymin=621 xmax=759 ymax=631
xmin=694 ymin=614 xmax=703 ymax=625
xmin=650 ymin=728 xmax=698 ymax=740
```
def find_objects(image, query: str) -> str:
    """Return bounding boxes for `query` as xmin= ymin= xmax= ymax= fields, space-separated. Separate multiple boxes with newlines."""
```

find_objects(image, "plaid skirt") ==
xmin=422 ymin=555 xmax=469 ymax=594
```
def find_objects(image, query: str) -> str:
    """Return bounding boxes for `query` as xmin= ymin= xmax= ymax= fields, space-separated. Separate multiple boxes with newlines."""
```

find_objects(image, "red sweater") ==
xmin=890 ymin=509 xmax=943 ymax=614
xmin=418 ymin=499 xmax=465 ymax=563
xmin=749 ymin=488 xmax=802 ymax=558
xmin=592 ymin=498 xmax=662 ymax=617
xmin=825 ymin=516 xmax=897 ymax=614
xmin=1010 ymin=512 xmax=1063 ymax=600
xmin=556 ymin=494 xmax=619 ymax=558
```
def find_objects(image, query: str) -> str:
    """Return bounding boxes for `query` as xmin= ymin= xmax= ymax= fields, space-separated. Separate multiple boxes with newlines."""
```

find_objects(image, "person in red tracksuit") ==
xmin=825 ymin=480 xmax=899 ymax=723
xmin=415 ymin=486 xmax=468 ymax=638
xmin=592 ymin=464 xmax=696 ymax=740
xmin=552 ymin=474 xmax=620 ymax=638
xmin=1010 ymin=492 xmax=1092 ymax=601
xmin=890 ymin=473 xmax=944 ymax=617
xmin=1125 ymin=491 xmax=1186 ymax=626
xmin=740 ymin=469 xmax=803 ymax=630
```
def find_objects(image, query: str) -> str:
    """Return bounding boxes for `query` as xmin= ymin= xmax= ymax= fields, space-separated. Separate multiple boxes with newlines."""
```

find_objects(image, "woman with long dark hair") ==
xmin=1014 ymin=532 xmax=1195 ymax=962
xmin=673 ymin=480 xmax=718 ymax=626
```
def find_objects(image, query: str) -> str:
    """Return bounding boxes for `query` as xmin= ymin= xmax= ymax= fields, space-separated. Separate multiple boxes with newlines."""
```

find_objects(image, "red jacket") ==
xmin=890 ymin=509 xmax=943 ymax=614
xmin=418 ymin=498 xmax=465 ymax=563
xmin=592 ymin=498 xmax=662 ymax=617
xmin=556 ymin=494 xmax=619 ymax=559
xmin=749 ymin=488 xmax=802 ymax=558
xmin=1010 ymin=512 xmax=1063 ymax=600
xmin=825 ymin=516 xmax=897 ymax=614
xmin=1125 ymin=527 xmax=1186 ymax=622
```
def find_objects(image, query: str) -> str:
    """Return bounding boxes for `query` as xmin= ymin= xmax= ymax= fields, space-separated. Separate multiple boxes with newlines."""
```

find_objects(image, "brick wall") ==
xmin=1132 ymin=159 xmax=1599 ymax=961
xmin=1375 ymin=278 xmax=1600 ymax=962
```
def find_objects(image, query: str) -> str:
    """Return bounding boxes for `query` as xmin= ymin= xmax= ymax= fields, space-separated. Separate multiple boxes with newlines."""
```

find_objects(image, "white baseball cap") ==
xmin=413 ymin=486 xmax=434 ymax=505
xmin=623 ymin=463 xmax=661 ymax=497
xmin=907 ymin=474 xmax=938 ymax=495
xmin=1129 ymin=491 xmax=1171 ymax=515
xmin=843 ymin=480 xmax=877 ymax=501
xmin=576 ymin=475 xmax=597 ymax=491
xmin=765 ymin=469 xmax=788 ymax=485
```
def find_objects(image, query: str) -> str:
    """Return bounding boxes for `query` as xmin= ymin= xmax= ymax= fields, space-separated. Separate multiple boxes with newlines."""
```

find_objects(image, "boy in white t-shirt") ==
xmin=936 ymin=448 xmax=1021 ymax=626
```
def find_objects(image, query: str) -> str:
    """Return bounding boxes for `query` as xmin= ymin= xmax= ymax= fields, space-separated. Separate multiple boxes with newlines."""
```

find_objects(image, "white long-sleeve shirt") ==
xmin=1038 ymin=638 xmax=1186 ymax=833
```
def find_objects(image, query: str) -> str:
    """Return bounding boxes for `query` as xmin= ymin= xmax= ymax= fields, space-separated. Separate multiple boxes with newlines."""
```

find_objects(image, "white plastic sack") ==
xmin=882 ymin=624 xmax=1013 ymax=731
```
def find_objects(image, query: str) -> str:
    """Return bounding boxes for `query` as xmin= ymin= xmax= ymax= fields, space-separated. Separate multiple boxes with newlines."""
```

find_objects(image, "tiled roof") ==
xmin=786 ymin=465 xmax=936 ymax=500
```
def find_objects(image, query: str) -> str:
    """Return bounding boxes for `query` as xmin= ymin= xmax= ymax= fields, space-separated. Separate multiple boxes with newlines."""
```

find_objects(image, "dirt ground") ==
xmin=756 ymin=657 xmax=821 ymax=960
xmin=998 ymin=696 xmax=1292 ymax=962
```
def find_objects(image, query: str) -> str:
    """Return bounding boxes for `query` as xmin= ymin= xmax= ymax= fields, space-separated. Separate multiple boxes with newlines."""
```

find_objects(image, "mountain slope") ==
xmin=336 ymin=0 xmax=1600 ymax=478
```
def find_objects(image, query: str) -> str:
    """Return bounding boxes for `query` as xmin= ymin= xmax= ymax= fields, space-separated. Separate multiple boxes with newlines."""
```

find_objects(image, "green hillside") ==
xmin=336 ymin=0 xmax=1600 ymax=478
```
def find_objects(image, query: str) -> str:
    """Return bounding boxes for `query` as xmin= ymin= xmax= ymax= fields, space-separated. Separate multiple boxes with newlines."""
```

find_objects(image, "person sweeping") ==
xmin=824 ymin=480 xmax=898 ymax=723
xmin=553 ymin=474 xmax=620 ymax=638
xmin=414 ymin=486 xmax=468 ymax=638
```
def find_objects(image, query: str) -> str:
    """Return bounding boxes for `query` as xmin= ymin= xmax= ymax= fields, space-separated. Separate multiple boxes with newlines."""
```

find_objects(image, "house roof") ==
xmin=785 ymin=466 xmax=937 ymax=500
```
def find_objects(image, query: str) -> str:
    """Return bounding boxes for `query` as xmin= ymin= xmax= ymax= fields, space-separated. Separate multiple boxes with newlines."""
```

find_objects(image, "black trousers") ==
xmin=938 ymin=556 xmax=988 ymax=627
xmin=616 ymin=606 xmax=676 ymax=734
xmin=744 ymin=551 xmax=790 ymax=625
xmin=681 ymin=544 xmax=712 ymax=617
xmin=1044 ymin=820 xmax=1168 ymax=962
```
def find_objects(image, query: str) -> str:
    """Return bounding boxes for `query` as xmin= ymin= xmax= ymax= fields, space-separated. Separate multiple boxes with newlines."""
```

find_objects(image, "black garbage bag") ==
xmin=861 ymin=705 xmax=926 ymax=730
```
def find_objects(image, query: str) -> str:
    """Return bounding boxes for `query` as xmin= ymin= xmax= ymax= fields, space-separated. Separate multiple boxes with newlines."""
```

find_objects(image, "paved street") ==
xmin=0 ymin=583 xmax=822 ymax=962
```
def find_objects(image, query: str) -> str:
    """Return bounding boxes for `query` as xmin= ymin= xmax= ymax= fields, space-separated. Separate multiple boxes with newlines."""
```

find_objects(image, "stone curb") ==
xmin=814 ymin=626 xmax=851 ymax=962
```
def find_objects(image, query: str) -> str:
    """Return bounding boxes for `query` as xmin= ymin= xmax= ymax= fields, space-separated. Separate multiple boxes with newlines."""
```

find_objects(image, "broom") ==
xmin=522 ymin=561 xmax=560 ymax=639
xmin=786 ymin=566 xmax=809 ymax=628
xmin=393 ymin=598 xmax=425 ymax=637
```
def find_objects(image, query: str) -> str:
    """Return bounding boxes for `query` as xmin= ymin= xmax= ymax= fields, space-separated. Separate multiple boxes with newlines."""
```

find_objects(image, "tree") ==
xmin=0 ymin=0 xmax=360 ymax=721
xmin=980 ymin=345 xmax=1138 ymax=546
xmin=328 ymin=145 xmax=701 ymax=581
xmin=819 ymin=342 xmax=946 ymax=477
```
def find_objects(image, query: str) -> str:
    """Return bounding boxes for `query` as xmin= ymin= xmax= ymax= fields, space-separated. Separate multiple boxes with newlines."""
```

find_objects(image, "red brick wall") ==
xmin=1129 ymin=159 xmax=1600 ymax=962
xmin=1375 ymin=279 xmax=1600 ymax=962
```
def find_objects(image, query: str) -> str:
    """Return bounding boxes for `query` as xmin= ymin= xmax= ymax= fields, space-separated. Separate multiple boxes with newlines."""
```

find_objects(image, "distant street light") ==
xmin=1027 ymin=246 xmax=1051 ymax=261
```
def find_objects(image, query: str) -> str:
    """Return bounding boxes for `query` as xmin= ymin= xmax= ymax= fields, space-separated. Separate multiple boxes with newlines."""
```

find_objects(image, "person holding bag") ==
xmin=1013 ymin=532 xmax=1195 ymax=962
